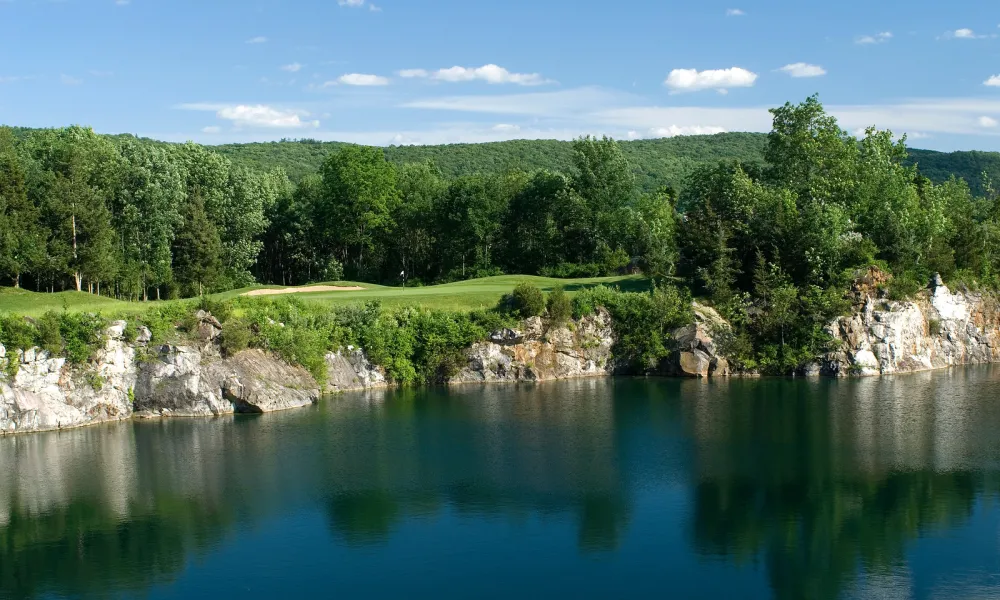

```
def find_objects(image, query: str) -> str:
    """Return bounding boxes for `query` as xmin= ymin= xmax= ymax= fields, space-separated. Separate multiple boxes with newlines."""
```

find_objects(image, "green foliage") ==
xmin=220 ymin=319 xmax=251 ymax=357
xmin=504 ymin=283 xmax=545 ymax=318
xmin=885 ymin=273 xmax=925 ymax=301
xmin=0 ymin=311 xmax=104 ymax=365
xmin=196 ymin=296 xmax=233 ymax=324
xmin=928 ymin=319 xmax=942 ymax=336
xmin=574 ymin=285 xmax=693 ymax=372
xmin=546 ymin=288 xmax=572 ymax=324
xmin=58 ymin=313 xmax=106 ymax=364
xmin=86 ymin=372 xmax=105 ymax=391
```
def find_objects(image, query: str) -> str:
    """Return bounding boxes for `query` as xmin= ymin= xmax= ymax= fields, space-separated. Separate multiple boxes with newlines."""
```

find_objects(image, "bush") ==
xmin=197 ymin=296 xmax=233 ymax=324
xmin=0 ymin=315 xmax=36 ymax=354
xmin=220 ymin=319 xmax=252 ymax=356
xmin=35 ymin=312 xmax=63 ymax=355
xmin=885 ymin=272 xmax=924 ymax=301
xmin=573 ymin=284 xmax=693 ymax=372
xmin=505 ymin=283 xmax=545 ymax=318
xmin=928 ymin=319 xmax=942 ymax=336
xmin=322 ymin=258 xmax=345 ymax=282
xmin=59 ymin=313 xmax=106 ymax=364
xmin=546 ymin=288 xmax=572 ymax=324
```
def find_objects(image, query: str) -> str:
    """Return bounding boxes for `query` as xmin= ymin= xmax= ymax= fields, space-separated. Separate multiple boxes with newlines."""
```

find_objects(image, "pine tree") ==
xmin=0 ymin=127 xmax=43 ymax=287
xmin=173 ymin=190 xmax=222 ymax=296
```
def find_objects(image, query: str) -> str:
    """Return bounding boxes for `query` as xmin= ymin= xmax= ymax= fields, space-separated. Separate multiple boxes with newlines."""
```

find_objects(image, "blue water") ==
xmin=3 ymin=370 xmax=1000 ymax=599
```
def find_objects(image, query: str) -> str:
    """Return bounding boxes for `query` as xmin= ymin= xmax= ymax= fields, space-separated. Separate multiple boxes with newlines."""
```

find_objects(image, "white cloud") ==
xmin=177 ymin=103 xmax=319 ymax=129
xmin=778 ymin=63 xmax=827 ymax=78
xmin=338 ymin=0 xmax=364 ymax=5
xmin=726 ymin=8 xmax=745 ymax=16
xmin=979 ymin=116 xmax=998 ymax=127
xmin=856 ymin=31 xmax=892 ymax=44
xmin=398 ymin=69 xmax=429 ymax=78
xmin=492 ymin=124 xmax=520 ymax=132
xmin=943 ymin=28 xmax=995 ymax=39
xmin=333 ymin=73 xmax=390 ymax=86
xmin=664 ymin=67 xmax=757 ymax=93
xmin=281 ymin=63 xmax=303 ymax=73
xmin=369 ymin=3 xmax=382 ymax=11
xmin=202 ymin=126 xmax=222 ymax=134
xmin=246 ymin=36 xmax=268 ymax=44
xmin=60 ymin=74 xmax=82 ymax=86
xmin=647 ymin=125 xmax=727 ymax=138
xmin=985 ymin=75 xmax=1000 ymax=87
xmin=431 ymin=64 xmax=550 ymax=85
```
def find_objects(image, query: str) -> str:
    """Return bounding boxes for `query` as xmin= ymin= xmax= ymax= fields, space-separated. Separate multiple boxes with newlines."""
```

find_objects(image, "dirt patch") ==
xmin=242 ymin=285 xmax=365 ymax=297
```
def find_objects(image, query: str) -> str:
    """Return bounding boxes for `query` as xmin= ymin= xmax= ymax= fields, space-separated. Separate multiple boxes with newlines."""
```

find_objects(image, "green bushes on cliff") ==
xmin=0 ymin=312 xmax=107 ymax=375
xmin=574 ymin=285 xmax=692 ymax=372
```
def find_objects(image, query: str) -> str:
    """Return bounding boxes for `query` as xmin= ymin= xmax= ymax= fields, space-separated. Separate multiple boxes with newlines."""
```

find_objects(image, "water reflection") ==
xmin=1 ymin=371 xmax=999 ymax=598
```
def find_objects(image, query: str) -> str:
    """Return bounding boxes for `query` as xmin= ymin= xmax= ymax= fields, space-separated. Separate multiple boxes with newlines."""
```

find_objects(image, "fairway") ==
xmin=0 ymin=275 xmax=651 ymax=317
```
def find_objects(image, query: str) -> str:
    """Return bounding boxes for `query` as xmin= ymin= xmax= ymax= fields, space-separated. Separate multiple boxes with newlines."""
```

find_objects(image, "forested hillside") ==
xmin=214 ymin=133 xmax=770 ymax=191
xmin=213 ymin=133 xmax=1000 ymax=195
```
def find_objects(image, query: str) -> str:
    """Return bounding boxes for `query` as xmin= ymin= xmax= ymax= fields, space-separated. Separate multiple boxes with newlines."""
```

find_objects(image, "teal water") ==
xmin=3 ymin=370 xmax=1000 ymax=599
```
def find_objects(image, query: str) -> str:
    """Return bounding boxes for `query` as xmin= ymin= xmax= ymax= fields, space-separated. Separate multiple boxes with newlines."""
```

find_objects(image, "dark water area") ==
xmin=3 ymin=369 xmax=1000 ymax=599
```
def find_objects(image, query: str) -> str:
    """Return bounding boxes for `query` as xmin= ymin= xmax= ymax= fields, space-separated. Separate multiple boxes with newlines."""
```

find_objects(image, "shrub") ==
xmin=197 ymin=296 xmax=233 ymax=324
xmin=35 ymin=312 xmax=63 ymax=355
xmin=886 ymin=273 xmax=923 ymax=301
xmin=0 ymin=315 xmax=36 ymax=353
xmin=928 ymin=319 xmax=942 ymax=336
xmin=504 ymin=283 xmax=545 ymax=318
xmin=322 ymin=258 xmax=345 ymax=282
xmin=573 ymin=284 xmax=693 ymax=372
xmin=546 ymin=288 xmax=572 ymax=324
xmin=59 ymin=313 xmax=106 ymax=364
xmin=220 ymin=319 xmax=252 ymax=356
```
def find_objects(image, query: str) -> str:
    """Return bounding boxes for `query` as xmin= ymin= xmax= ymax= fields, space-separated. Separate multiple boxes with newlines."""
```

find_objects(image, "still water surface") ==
xmin=3 ymin=369 xmax=1000 ymax=599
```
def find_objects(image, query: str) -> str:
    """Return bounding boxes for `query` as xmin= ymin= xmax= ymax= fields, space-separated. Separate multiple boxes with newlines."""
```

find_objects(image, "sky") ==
xmin=3 ymin=0 xmax=1000 ymax=150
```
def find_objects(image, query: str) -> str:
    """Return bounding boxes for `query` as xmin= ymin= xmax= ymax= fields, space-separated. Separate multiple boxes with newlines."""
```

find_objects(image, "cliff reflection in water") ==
xmin=1 ymin=371 xmax=1000 ymax=599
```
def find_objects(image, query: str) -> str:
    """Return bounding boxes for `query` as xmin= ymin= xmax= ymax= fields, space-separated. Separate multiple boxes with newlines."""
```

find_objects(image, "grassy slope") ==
xmin=0 ymin=275 xmax=649 ymax=317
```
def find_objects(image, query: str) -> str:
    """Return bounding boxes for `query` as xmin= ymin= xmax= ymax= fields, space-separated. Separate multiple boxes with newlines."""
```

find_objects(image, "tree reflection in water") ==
xmin=0 ymin=371 xmax=998 ymax=598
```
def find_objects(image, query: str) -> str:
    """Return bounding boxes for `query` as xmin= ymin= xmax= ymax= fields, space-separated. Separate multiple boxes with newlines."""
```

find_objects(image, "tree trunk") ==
xmin=71 ymin=213 xmax=81 ymax=292
xmin=13 ymin=273 xmax=19 ymax=289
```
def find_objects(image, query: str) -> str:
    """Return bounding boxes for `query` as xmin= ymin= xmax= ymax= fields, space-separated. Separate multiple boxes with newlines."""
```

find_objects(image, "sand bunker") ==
xmin=242 ymin=285 xmax=365 ymax=297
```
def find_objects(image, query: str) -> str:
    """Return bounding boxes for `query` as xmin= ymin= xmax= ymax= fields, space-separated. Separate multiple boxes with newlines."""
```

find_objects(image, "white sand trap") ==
xmin=242 ymin=285 xmax=365 ymax=297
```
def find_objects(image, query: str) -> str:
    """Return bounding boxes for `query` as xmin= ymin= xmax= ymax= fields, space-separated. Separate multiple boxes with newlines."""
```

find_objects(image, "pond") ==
xmin=2 ymin=369 xmax=1000 ymax=599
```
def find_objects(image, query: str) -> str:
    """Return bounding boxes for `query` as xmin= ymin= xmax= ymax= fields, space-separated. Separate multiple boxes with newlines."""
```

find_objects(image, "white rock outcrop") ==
xmin=451 ymin=309 xmax=615 ymax=383
xmin=0 ymin=321 xmax=136 ymax=434
xmin=823 ymin=281 xmax=1000 ymax=376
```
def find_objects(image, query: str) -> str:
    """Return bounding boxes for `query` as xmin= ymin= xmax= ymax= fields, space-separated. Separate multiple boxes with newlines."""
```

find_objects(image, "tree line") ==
xmin=5 ymin=96 xmax=1000 ymax=373
xmin=0 ymin=126 xmax=287 ymax=298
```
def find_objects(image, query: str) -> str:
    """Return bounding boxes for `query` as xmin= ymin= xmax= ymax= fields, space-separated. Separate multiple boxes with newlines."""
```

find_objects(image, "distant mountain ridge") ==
xmin=10 ymin=126 xmax=1000 ymax=195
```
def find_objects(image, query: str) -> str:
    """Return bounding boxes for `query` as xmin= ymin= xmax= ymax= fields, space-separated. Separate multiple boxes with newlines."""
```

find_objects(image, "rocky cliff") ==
xmin=452 ymin=309 xmax=615 ymax=383
xmin=5 ymin=281 xmax=998 ymax=436
xmin=822 ymin=279 xmax=1000 ymax=376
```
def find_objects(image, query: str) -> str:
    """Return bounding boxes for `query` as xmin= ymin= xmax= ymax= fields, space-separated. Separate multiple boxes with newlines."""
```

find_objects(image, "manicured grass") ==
xmin=0 ymin=275 xmax=652 ymax=316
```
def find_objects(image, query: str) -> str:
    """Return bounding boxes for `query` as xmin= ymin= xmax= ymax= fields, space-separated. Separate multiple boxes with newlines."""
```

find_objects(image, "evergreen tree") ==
xmin=173 ymin=190 xmax=222 ymax=296
xmin=0 ymin=127 xmax=43 ymax=287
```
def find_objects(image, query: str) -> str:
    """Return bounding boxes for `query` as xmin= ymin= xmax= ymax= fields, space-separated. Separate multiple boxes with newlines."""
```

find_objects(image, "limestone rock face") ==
xmin=664 ymin=303 xmax=731 ymax=378
xmin=134 ymin=346 xmax=319 ymax=417
xmin=452 ymin=308 xmax=615 ymax=384
xmin=324 ymin=348 xmax=388 ymax=393
xmin=0 ymin=321 xmax=136 ymax=435
xmin=823 ymin=281 xmax=1000 ymax=376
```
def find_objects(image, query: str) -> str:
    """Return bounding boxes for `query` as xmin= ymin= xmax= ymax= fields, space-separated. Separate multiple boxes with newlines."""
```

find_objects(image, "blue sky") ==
xmin=3 ymin=0 xmax=1000 ymax=150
